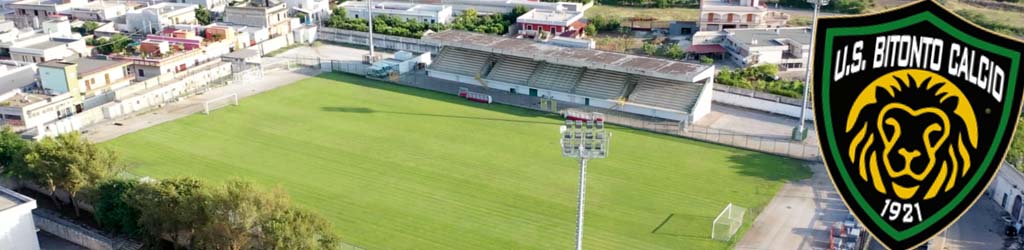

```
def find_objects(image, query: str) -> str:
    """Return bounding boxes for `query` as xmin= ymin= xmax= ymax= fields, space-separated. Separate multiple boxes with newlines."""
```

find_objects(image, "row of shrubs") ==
xmin=325 ymin=6 xmax=529 ymax=39
xmin=0 ymin=129 xmax=341 ymax=249
xmin=715 ymin=64 xmax=805 ymax=98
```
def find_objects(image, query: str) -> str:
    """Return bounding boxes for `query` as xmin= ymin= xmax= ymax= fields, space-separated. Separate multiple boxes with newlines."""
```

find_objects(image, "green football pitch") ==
xmin=104 ymin=73 xmax=811 ymax=250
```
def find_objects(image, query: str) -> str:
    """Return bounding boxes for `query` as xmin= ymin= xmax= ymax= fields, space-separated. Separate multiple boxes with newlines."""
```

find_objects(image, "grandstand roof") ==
xmin=424 ymin=30 xmax=713 ymax=82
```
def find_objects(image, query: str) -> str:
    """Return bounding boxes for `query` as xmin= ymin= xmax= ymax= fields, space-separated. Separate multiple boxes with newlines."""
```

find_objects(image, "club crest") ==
xmin=811 ymin=0 xmax=1024 ymax=249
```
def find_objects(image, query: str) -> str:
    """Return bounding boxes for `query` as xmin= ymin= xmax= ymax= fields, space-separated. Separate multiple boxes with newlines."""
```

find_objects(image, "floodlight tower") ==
xmin=559 ymin=115 xmax=610 ymax=250
xmin=793 ymin=0 xmax=828 ymax=140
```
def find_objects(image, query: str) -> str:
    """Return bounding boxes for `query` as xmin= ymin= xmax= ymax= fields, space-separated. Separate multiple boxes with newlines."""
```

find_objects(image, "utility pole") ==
xmin=793 ymin=0 xmax=827 ymax=140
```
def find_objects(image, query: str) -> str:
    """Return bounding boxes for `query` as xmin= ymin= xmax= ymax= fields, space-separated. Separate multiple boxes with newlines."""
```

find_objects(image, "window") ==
xmin=138 ymin=69 xmax=145 ymax=77
xmin=526 ymin=24 xmax=532 ymax=30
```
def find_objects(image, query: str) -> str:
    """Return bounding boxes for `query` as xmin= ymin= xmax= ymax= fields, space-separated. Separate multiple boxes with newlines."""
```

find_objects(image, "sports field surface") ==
xmin=104 ymin=73 xmax=811 ymax=250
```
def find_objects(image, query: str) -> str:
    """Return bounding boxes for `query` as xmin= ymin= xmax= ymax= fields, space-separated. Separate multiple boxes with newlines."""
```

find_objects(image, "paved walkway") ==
xmin=698 ymin=104 xmax=818 ymax=145
xmin=83 ymin=67 xmax=320 ymax=143
xmin=735 ymin=163 xmax=848 ymax=250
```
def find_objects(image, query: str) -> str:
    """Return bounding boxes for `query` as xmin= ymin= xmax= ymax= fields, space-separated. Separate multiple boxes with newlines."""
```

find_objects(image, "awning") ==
xmin=687 ymin=44 xmax=726 ymax=54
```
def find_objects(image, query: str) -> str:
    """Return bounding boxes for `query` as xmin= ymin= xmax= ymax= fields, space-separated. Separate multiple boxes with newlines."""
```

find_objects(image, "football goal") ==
xmin=711 ymin=203 xmax=746 ymax=241
xmin=203 ymin=93 xmax=238 ymax=115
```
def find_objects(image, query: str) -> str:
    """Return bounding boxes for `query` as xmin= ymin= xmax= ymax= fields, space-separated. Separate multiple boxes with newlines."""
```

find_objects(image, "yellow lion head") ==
xmin=846 ymin=69 xmax=979 ymax=201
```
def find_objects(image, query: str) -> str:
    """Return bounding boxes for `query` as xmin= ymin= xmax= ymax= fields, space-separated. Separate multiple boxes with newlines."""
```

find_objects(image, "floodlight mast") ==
xmin=795 ymin=0 xmax=828 ymax=139
xmin=560 ymin=114 xmax=609 ymax=250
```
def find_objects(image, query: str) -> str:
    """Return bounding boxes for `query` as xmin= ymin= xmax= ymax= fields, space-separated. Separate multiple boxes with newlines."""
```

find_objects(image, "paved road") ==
xmin=83 ymin=67 xmax=320 ymax=143
xmin=735 ymin=163 xmax=848 ymax=250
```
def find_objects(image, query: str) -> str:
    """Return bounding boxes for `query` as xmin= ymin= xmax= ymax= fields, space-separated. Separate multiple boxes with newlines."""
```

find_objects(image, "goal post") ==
xmin=711 ymin=203 xmax=746 ymax=241
xmin=203 ymin=93 xmax=239 ymax=115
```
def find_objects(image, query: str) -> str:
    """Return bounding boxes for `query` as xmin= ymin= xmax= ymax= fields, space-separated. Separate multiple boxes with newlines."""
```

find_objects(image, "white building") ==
xmin=718 ymin=27 xmax=810 ymax=71
xmin=0 ymin=60 xmax=37 ymax=95
xmin=6 ymin=34 xmax=88 ymax=64
xmin=341 ymin=1 xmax=453 ymax=24
xmin=173 ymin=0 xmax=229 ymax=12
xmin=0 ymin=187 xmax=40 ymax=250
xmin=991 ymin=163 xmax=1024 ymax=222
xmin=124 ymin=2 xmax=199 ymax=34
xmin=69 ymin=1 xmax=129 ymax=22
xmin=698 ymin=0 xmax=788 ymax=31
xmin=8 ymin=0 xmax=87 ymax=28
xmin=282 ymin=0 xmax=330 ymax=24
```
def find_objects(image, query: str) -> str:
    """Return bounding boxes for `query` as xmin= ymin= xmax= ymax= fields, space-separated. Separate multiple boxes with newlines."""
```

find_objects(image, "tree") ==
xmin=196 ymin=5 xmax=212 ymax=25
xmin=257 ymin=207 xmax=341 ymax=250
xmin=584 ymin=25 xmax=596 ymax=37
xmin=196 ymin=180 xmax=290 ymax=250
xmin=296 ymin=12 xmax=308 ymax=24
xmin=510 ymin=5 xmax=530 ymax=19
xmin=1010 ymin=122 xmax=1024 ymax=170
xmin=642 ymin=42 xmax=657 ymax=56
xmin=0 ymin=126 xmax=27 ymax=170
xmin=79 ymin=21 xmax=100 ymax=36
xmin=665 ymin=44 xmax=684 ymax=59
xmin=132 ymin=177 xmax=212 ymax=249
xmin=23 ymin=132 xmax=122 ymax=217
xmin=656 ymin=0 xmax=669 ymax=8
xmin=92 ymin=179 xmax=141 ymax=236
xmin=700 ymin=55 xmax=714 ymax=65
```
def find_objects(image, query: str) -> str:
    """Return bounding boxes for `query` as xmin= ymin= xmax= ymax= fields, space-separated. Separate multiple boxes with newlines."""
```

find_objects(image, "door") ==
xmin=1014 ymin=195 xmax=1023 ymax=221
xmin=529 ymin=88 xmax=538 ymax=97
xmin=510 ymin=88 xmax=516 ymax=94
xmin=585 ymin=98 xmax=590 ymax=106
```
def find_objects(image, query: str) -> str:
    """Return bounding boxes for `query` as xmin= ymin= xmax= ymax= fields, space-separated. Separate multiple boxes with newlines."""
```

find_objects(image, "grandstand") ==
xmin=425 ymin=30 xmax=716 ymax=122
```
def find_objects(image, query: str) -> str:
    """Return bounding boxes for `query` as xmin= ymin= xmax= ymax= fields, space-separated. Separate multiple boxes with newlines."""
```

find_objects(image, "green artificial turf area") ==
xmin=104 ymin=73 xmax=812 ymax=250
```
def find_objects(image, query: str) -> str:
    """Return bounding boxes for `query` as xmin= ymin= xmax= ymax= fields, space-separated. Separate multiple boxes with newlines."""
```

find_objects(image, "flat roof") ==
xmin=140 ymin=2 xmax=196 ymax=13
xmin=701 ymin=0 xmax=764 ymax=12
xmin=0 ymin=186 xmax=34 ymax=212
xmin=424 ymin=30 xmax=712 ymax=82
xmin=517 ymin=9 xmax=581 ymax=23
xmin=0 ymin=92 xmax=49 ymax=108
xmin=70 ymin=57 xmax=130 ymax=76
xmin=726 ymin=27 xmax=812 ymax=47
xmin=23 ymin=40 xmax=69 ymax=50
xmin=223 ymin=48 xmax=260 ymax=59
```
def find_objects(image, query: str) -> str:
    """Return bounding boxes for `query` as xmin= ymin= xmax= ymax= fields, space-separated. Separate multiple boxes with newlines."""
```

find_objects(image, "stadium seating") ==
xmin=430 ymin=48 xmax=492 ymax=77
xmin=530 ymin=63 xmax=583 ymax=93
xmin=629 ymin=77 xmax=705 ymax=111
xmin=574 ymin=69 xmax=629 ymax=99
xmin=486 ymin=56 xmax=538 ymax=85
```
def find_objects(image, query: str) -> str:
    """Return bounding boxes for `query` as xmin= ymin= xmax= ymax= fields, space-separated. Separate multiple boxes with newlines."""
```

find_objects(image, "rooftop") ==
xmin=425 ymin=30 xmax=712 ymax=82
xmin=222 ymin=48 xmax=260 ymax=59
xmin=341 ymin=1 xmax=449 ymax=13
xmin=23 ymin=39 xmax=68 ymax=50
xmin=0 ymin=187 xmax=32 ymax=211
xmin=11 ymin=0 xmax=73 ymax=6
xmin=727 ymin=27 xmax=812 ymax=47
xmin=701 ymin=0 xmax=765 ymax=12
xmin=0 ymin=92 xmax=49 ymax=108
xmin=70 ymin=57 xmax=130 ymax=76
xmin=138 ymin=2 xmax=197 ymax=14
xmin=517 ymin=8 xmax=582 ymax=23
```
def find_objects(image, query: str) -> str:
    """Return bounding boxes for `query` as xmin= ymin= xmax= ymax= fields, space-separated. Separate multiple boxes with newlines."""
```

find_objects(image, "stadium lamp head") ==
xmin=560 ymin=116 xmax=609 ymax=159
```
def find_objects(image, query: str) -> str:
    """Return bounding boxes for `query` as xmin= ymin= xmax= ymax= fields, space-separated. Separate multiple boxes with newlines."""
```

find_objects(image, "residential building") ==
xmin=283 ymin=0 xmax=330 ymax=24
xmin=516 ymin=8 xmax=586 ymax=39
xmin=8 ymin=0 xmax=87 ymax=28
xmin=7 ymin=33 xmax=87 ymax=63
xmin=0 ymin=60 xmax=38 ymax=95
xmin=721 ymin=27 xmax=810 ymax=70
xmin=69 ymin=1 xmax=128 ymax=22
xmin=441 ymin=0 xmax=582 ymax=15
xmin=698 ymin=0 xmax=788 ymax=31
xmin=0 ymin=187 xmax=40 ymax=250
xmin=174 ymin=0 xmax=230 ymax=12
xmin=340 ymin=1 xmax=452 ymax=24
xmin=990 ymin=163 xmax=1024 ymax=221
xmin=0 ymin=89 xmax=76 ymax=129
xmin=38 ymin=57 xmax=132 ymax=99
xmin=124 ymin=2 xmax=199 ymax=34
xmin=223 ymin=0 xmax=291 ymax=38
xmin=112 ymin=45 xmax=206 ymax=80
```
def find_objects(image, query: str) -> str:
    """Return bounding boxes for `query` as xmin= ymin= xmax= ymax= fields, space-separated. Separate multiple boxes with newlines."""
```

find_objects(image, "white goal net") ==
xmin=711 ymin=203 xmax=746 ymax=241
xmin=203 ymin=93 xmax=238 ymax=115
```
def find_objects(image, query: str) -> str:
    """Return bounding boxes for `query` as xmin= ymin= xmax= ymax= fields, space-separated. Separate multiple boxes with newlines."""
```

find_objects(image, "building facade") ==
xmin=516 ymin=8 xmax=585 ymax=39
xmin=721 ymin=27 xmax=810 ymax=71
xmin=340 ymin=1 xmax=452 ymax=24
xmin=223 ymin=1 xmax=291 ymax=38
xmin=0 ymin=187 xmax=40 ymax=250
xmin=698 ymin=0 xmax=788 ymax=31
xmin=124 ymin=3 xmax=199 ymax=34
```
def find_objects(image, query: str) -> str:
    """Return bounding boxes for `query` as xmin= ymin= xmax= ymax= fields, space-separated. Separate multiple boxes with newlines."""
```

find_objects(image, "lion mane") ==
xmin=846 ymin=70 xmax=979 ymax=201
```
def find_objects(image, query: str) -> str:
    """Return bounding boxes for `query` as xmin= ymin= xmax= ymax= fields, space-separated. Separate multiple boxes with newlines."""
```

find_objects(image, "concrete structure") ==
xmin=112 ymin=46 xmax=206 ymax=81
xmin=223 ymin=0 xmax=291 ymax=38
xmin=0 ymin=90 xmax=76 ymax=129
xmin=0 ymin=60 xmax=38 ymax=95
xmin=69 ymin=1 xmax=128 ymax=22
xmin=173 ymin=0 xmax=229 ymax=12
xmin=65 ymin=57 xmax=133 ymax=96
xmin=282 ymin=0 xmax=330 ymax=24
xmin=0 ymin=187 xmax=40 ymax=250
xmin=990 ymin=163 xmax=1024 ymax=222
xmin=698 ymin=0 xmax=788 ymax=31
xmin=7 ymin=33 xmax=87 ymax=63
xmin=8 ymin=0 xmax=87 ymax=28
xmin=442 ymin=0 xmax=583 ymax=15
xmin=425 ymin=30 xmax=715 ymax=122
xmin=124 ymin=2 xmax=199 ymax=34
xmin=221 ymin=47 xmax=260 ymax=71
xmin=722 ymin=27 xmax=810 ymax=70
xmin=340 ymin=1 xmax=452 ymax=24
xmin=516 ymin=8 xmax=585 ymax=39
